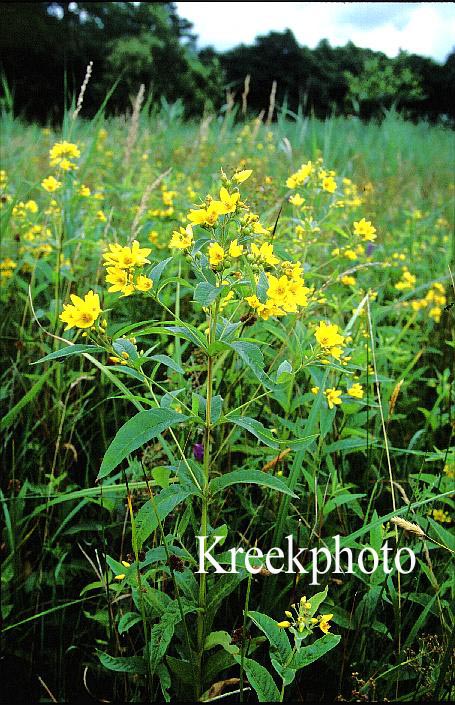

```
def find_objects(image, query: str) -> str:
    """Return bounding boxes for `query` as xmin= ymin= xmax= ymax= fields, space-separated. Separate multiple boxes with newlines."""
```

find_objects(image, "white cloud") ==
xmin=176 ymin=2 xmax=455 ymax=62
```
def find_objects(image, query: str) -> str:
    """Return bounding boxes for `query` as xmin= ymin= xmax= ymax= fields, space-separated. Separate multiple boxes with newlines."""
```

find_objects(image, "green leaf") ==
xmin=152 ymin=466 xmax=171 ymax=488
xmin=136 ymin=486 xmax=195 ymax=547
xmin=227 ymin=340 xmax=275 ymax=390
xmin=289 ymin=633 xmax=341 ymax=670
xmin=256 ymin=270 xmax=269 ymax=303
xmin=98 ymin=408 xmax=187 ymax=479
xmin=118 ymin=612 xmax=142 ymax=635
xmin=210 ymin=470 xmax=297 ymax=497
xmin=97 ymin=652 xmax=146 ymax=674
xmin=204 ymin=630 xmax=239 ymax=654
xmin=148 ymin=257 xmax=173 ymax=286
xmin=149 ymin=599 xmax=196 ymax=674
xmin=32 ymin=344 xmax=105 ymax=364
xmin=276 ymin=359 xmax=293 ymax=383
xmin=193 ymin=281 xmax=224 ymax=306
xmin=235 ymin=656 xmax=280 ymax=702
xmin=164 ymin=324 xmax=208 ymax=351
xmin=149 ymin=354 xmax=184 ymax=374
xmin=226 ymin=415 xmax=279 ymax=449
xmin=248 ymin=611 xmax=291 ymax=664
xmin=1 ymin=368 xmax=52 ymax=431
xmin=113 ymin=338 xmax=138 ymax=361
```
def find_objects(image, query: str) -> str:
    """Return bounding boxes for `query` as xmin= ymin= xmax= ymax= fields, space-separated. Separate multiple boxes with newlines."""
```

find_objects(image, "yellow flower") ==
xmin=103 ymin=240 xmax=151 ymax=269
xmin=0 ymin=258 xmax=17 ymax=270
xmin=322 ymin=176 xmax=337 ymax=193
xmin=114 ymin=574 xmax=126 ymax=581
xmin=277 ymin=621 xmax=291 ymax=629
xmin=78 ymin=184 xmax=91 ymax=197
xmin=96 ymin=210 xmax=107 ymax=222
xmin=188 ymin=201 xmax=224 ymax=226
xmin=353 ymin=218 xmax=376 ymax=242
xmin=325 ymin=389 xmax=342 ymax=410
xmin=59 ymin=290 xmax=102 ymax=330
xmin=170 ymin=225 xmax=194 ymax=249
xmin=341 ymin=275 xmax=356 ymax=286
xmin=42 ymin=175 xmax=61 ymax=192
xmin=347 ymin=383 xmax=364 ymax=399
xmin=208 ymin=242 xmax=225 ymax=267
xmin=233 ymin=169 xmax=252 ymax=183
xmin=314 ymin=321 xmax=345 ymax=350
xmin=251 ymin=242 xmax=280 ymax=266
xmin=59 ymin=157 xmax=77 ymax=172
xmin=431 ymin=508 xmax=452 ymax=523
xmin=311 ymin=386 xmax=320 ymax=395
xmin=228 ymin=239 xmax=244 ymax=258
xmin=319 ymin=614 xmax=333 ymax=634
xmin=135 ymin=274 xmax=153 ymax=292
xmin=252 ymin=221 xmax=269 ymax=236
xmin=289 ymin=193 xmax=304 ymax=207
xmin=105 ymin=267 xmax=130 ymax=293
xmin=49 ymin=141 xmax=80 ymax=168
xmin=217 ymin=186 xmax=240 ymax=214
xmin=121 ymin=560 xmax=131 ymax=568
xmin=25 ymin=200 xmax=38 ymax=213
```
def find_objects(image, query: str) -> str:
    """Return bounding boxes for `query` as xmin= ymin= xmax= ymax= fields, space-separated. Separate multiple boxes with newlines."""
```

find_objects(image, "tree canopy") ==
xmin=1 ymin=2 xmax=453 ymax=123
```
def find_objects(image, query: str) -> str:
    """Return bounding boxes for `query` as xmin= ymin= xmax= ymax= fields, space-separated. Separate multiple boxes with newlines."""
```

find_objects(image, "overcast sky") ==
xmin=176 ymin=2 xmax=455 ymax=63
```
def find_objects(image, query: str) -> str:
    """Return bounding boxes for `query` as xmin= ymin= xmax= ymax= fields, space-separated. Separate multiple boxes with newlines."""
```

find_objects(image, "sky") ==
xmin=175 ymin=2 xmax=455 ymax=63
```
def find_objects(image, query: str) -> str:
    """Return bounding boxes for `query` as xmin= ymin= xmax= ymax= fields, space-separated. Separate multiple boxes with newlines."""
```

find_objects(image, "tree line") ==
xmin=1 ymin=2 xmax=454 ymax=123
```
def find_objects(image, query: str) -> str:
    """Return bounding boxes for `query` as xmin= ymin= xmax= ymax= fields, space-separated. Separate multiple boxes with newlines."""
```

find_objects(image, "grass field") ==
xmin=1 ymin=99 xmax=454 ymax=703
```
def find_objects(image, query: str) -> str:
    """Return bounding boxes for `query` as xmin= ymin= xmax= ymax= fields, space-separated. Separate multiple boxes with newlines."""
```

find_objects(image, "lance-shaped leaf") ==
xmin=98 ymin=408 xmax=187 ymax=480
xmin=226 ymin=340 xmax=276 ymax=391
xmin=226 ymin=414 xmax=279 ymax=449
xmin=32 ymin=344 xmax=105 ymax=364
xmin=210 ymin=470 xmax=297 ymax=498
xmin=289 ymin=633 xmax=341 ymax=670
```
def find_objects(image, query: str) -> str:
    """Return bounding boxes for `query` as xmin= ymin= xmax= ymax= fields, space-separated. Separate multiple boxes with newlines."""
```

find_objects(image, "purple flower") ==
xmin=193 ymin=443 xmax=204 ymax=462
xmin=366 ymin=243 xmax=375 ymax=256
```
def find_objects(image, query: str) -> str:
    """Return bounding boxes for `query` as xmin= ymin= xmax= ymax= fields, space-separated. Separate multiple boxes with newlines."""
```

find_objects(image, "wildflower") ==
xmin=217 ymin=187 xmax=240 ymax=214
xmin=311 ymin=386 xmax=320 ymax=395
xmin=289 ymin=193 xmax=304 ymax=207
xmin=96 ymin=210 xmax=107 ymax=222
xmin=78 ymin=184 xmax=91 ymax=197
xmin=42 ymin=175 xmax=61 ymax=192
xmin=208 ymin=242 xmax=225 ymax=267
xmin=325 ymin=388 xmax=343 ymax=409
xmin=0 ymin=258 xmax=17 ymax=270
xmin=188 ymin=202 xmax=224 ymax=227
xmin=103 ymin=240 xmax=151 ymax=269
xmin=193 ymin=443 xmax=204 ymax=462
xmin=353 ymin=218 xmax=376 ymax=242
xmin=233 ymin=169 xmax=252 ymax=183
xmin=322 ymin=176 xmax=337 ymax=193
xmin=228 ymin=239 xmax=244 ymax=258
xmin=341 ymin=275 xmax=356 ymax=286
xmin=286 ymin=161 xmax=313 ymax=189
xmin=319 ymin=614 xmax=333 ymax=634
xmin=277 ymin=621 xmax=291 ymax=628
xmin=431 ymin=509 xmax=452 ymax=524
xmin=314 ymin=321 xmax=345 ymax=350
xmin=59 ymin=290 xmax=102 ymax=330
xmin=250 ymin=242 xmax=280 ymax=266
xmin=135 ymin=275 xmax=153 ymax=292
xmin=347 ymin=383 xmax=364 ymax=399
xmin=49 ymin=141 xmax=80 ymax=168
xmin=169 ymin=225 xmax=194 ymax=249
xmin=114 ymin=574 xmax=126 ymax=581
xmin=395 ymin=269 xmax=416 ymax=291
xmin=252 ymin=221 xmax=269 ymax=236
xmin=443 ymin=462 xmax=454 ymax=479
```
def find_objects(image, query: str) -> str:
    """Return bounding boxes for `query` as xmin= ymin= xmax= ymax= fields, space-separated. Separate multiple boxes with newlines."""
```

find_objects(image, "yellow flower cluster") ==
xmin=0 ymin=258 xmax=17 ymax=281
xmin=286 ymin=161 xmax=313 ymax=189
xmin=169 ymin=225 xmax=194 ymax=250
xmin=353 ymin=218 xmax=377 ymax=242
xmin=409 ymin=282 xmax=446 ymax=322
xmin=188 ymin=187 xmax=240 ymax=226
xmin=49 ymin=141 xmax=80 ymax=171
xmin=431 ymin=508 xmax=452 ymax=524
xmin=246 ymin=267 xmax=311 ymax=321
xmin=60 ymin=290 xmax=102 ymax=330
xmin=395 ymin=267 xmax=416 ymax=291
xmin=314 ymin=321 xmax=346 ymax=360
xmin=277 ymin=595 xmax=333 ymax=635
xmin=102 ymin=240 xmax=153 ymax=296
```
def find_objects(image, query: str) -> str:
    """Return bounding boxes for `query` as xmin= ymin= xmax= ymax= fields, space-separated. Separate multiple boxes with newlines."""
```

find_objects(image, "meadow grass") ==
xmin=0 ymin=103 xmax=454 ymax=702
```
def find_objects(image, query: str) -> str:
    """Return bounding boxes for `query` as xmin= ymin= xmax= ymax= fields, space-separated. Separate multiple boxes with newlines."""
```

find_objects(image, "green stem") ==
xmin=239 ymin=572 xmax=252 ymax=702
